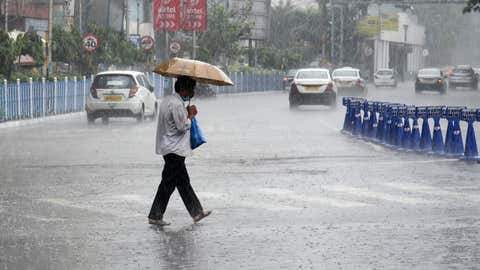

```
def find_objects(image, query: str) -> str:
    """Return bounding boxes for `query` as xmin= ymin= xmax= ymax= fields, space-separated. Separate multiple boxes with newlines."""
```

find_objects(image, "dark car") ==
xmin=195 ymin=83 xmax=216 ymax=98
xmin=449 ymin=65 xmax=479 ymax=90
xmin=415 ymin=68 xmax=446 ymax=94
xmin=282 ymin=69 xmax=298 ymax=90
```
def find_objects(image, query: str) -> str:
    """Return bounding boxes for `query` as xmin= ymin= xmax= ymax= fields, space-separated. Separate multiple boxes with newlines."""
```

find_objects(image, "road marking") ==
xmin=322 ymin=185 xmax=442 ymax=205
xmin=383 ymin=182 xmax=480 ymax=203
xmin=258 ymin=188 xmax=368 ymax=208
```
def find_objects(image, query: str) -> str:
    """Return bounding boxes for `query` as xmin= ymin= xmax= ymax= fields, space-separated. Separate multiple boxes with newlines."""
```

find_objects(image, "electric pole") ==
xmin=47 ymin=0 xmax=53 ymax=76
xmin=4 ymin=0 xmax=8 ymax=32
xmin=137 ymin=0 xmax=140 ymax=35
xmin=125 ymin=0 xmax=130 ymax=40
xmin=330 ymin=0 xmax=334 ymax=64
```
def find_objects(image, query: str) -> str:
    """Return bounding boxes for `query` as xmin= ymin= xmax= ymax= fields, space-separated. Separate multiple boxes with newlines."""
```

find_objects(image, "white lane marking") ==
xmin=40 ymin=198 xmax=144 ymax=218
xmin=383 ymin=182 xmax=480 ymax=203
xmin=323 ymin=185 xmax=442 ymax=205
xmin=258 ymin=188 xmax=368 ymax=208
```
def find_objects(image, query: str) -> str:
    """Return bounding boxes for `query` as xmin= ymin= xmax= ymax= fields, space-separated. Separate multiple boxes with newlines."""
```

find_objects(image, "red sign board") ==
xmin=82 ymin=34 xmax=99 ymax=52
xmin=182 ymin=0 xmax=207 ymax=31
xmin=141 ymin=36 xmax=155 ymax=51
xmin=154 ymin=0 xmax=180 ymax=31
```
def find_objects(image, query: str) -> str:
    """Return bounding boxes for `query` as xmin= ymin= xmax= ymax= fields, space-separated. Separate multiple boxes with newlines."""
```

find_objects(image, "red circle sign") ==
xmin=141 ymin=36 xmax=154 ymax=51
xmin=83 ymin=33 xmax=99 ymax=52
xmin=169 ymin=42 xmax=181 ymax=54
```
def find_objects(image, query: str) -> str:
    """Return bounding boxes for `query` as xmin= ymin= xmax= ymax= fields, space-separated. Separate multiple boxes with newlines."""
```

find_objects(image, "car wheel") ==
xmin=289 ymin=93 xmax=301 ymax=109
xmin=87 ymin=113 xmax=95 ymax=124
xmin=101 ymin=116 xmax=109 ymax=125
xmin=136 ymin=105 xmax=145 ymax=123
xmin=150 ymin=103 xmax=158 ymax=121
xmin=415 ymin=88 xmax=421 ymax=94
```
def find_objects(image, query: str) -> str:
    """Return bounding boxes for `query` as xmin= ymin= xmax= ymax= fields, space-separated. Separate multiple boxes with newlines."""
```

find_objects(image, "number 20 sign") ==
xmin=83 ymin=33 xmax=99 ymax=52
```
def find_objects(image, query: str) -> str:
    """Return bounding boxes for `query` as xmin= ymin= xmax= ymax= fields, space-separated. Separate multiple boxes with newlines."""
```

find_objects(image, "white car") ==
xmin=332 ymin=67 xmax=367 ymax=96
xmin=374 ymin=68 xmax=397 ymax=88
xmin=289 ymin=68 xmax=337 ymax=108
xmin=86 ymin=71 xmax=158 ymax=124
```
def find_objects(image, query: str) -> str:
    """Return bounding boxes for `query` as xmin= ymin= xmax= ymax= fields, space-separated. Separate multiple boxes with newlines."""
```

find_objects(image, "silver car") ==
xmin=374 ymin=68 xmax=397 ymax=88
xmin=332 ymin=67 xmax=367 ymax=96
xmin=86 ymin=71 xmax=158 ymax=124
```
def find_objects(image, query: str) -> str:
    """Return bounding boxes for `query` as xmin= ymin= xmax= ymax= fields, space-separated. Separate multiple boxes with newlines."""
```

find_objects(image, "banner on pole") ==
xmin=154 ymin=0 xmax=181 ymax=31
xmin=182 ymin=0 xmax=207 ymax=31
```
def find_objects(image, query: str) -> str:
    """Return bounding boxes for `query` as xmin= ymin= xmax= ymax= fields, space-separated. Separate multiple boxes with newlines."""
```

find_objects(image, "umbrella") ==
xmin=153 ymin=57 xmax=234 ymax=86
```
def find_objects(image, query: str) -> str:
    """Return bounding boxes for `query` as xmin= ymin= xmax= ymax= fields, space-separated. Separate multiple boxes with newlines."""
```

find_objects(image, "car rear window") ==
xmin=452 ymin=69 xmax=471 ymax=74
xmin=332 ymin=70 xmax=358 ymax=77
xmin=418 ymin=69 xmax=440 ymax=76
xmin=93 ymin=74 xmax=135 ymax=89
xmin=296 ymin=70 xmax=329 ymax=79
xmin=377 ymin=70 xmax=393 ymax=75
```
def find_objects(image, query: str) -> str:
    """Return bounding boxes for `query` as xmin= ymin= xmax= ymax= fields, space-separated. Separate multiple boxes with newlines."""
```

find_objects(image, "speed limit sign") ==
xmin=83 ymin=33 xmax=99 ymax=52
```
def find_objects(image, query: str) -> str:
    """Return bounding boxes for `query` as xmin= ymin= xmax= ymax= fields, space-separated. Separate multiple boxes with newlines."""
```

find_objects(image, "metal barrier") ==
xmin=342 ymin=97 xmax=479 ymax=162
xmin=0 ymin=72 xmax=283 ymax=123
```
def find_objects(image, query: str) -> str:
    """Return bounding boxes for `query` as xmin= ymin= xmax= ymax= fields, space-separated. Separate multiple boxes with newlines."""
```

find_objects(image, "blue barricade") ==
xmin=462 ymin=108 xmax=478 ymax=161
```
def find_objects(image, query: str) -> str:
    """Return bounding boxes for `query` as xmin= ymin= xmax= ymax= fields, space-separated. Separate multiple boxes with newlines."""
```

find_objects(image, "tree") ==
xmin=196 ymin=4 xmax=251 ymax=67
xmin=18 ymin=31 xmax=45 ymax=65
xmin=464 ymin=0 xmax=480 ymax=13
xmin=0 ymin=31 xmax=16 ymax=78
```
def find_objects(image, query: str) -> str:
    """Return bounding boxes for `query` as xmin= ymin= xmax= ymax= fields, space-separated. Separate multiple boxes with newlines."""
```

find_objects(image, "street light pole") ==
xmin=47 ymin=0 xmax=53 ymax=76
xmin=4 ymin=0 xmax=8 ymax=32
xmin=137 ymin=0 xmax=140 ymax=35
xmin=330 ymin=0 xmax=334 ymax=64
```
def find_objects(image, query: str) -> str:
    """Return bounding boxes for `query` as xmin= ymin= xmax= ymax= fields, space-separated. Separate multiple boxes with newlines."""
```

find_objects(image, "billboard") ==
xmin=154 ymin=0 xmax=181 ymax=31
xmin=182 ymin=0 xmax=207 ymax=31
xmin=358 ymin=13 xmax=399 ymax=37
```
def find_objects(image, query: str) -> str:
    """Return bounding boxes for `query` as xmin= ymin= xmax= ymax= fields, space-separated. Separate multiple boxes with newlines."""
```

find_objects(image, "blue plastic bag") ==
xmin=190 ymin=117 xmax=206 ymax=150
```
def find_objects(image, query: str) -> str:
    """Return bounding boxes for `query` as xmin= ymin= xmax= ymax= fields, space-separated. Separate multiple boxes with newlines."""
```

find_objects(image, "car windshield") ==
xmin=93 ymin=74 xmax=135 ymax=89
xmin=296 ymin=70 xmax=329 ymax=79
xmin=377 ymin=70 xmax=393 ymax=75
xmin=332 ymin=70 xmax=358 ymax=77
xmin=418 ymin=69 xmax=440 ymax=76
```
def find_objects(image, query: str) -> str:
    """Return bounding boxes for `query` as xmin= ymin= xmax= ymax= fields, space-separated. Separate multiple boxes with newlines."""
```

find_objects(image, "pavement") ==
xmin=1 ymin=82 xmax=480 ymax=269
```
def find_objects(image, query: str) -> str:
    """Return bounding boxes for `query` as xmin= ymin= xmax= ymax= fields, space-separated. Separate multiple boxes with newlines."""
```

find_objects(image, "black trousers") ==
xmin=149 ymin=153 xmax=203 ymax=219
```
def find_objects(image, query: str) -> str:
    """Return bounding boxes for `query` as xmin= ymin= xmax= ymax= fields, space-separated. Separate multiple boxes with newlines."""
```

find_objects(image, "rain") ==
xmin=1 ymin=0 xmax=480 ymax=269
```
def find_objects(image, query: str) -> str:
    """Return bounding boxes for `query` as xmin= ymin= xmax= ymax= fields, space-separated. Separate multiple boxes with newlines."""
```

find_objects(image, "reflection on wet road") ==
xmin=1 ymin=83 xmax=480 ymax=269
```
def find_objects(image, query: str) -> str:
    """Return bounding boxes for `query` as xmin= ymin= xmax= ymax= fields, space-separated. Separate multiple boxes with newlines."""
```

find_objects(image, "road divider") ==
xmin=342 ymin=97 xmax=479 ymax=162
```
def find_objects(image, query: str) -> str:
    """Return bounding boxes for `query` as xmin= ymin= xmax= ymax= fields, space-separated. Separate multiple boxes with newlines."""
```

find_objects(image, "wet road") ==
xmin=1 ymin=82 xmax=480 ymax=269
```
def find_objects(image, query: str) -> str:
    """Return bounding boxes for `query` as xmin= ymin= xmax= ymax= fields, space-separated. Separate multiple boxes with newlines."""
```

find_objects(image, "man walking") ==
xmin=148 ymin=76 xmax=211 ymax=226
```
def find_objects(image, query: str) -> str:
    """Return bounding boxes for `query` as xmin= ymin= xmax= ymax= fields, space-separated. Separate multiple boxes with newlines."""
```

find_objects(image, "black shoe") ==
xmin=193 ymin=210 xmax=212 ymax=223
xmin=148 ymin=218 xmax=170 ymax=226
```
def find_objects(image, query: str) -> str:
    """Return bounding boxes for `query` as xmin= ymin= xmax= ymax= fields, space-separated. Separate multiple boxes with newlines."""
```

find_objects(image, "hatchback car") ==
xmin=289 ymin=68 xmax=337 ymax=108
xmin=332 ymin=67 xmax=367 ymax=96
xmin=374 ymin=68 xmax=397 ymax=88
xmin=449 ymin=65 xmax=478 ymax=90
xmin=86 ymin=71 xmax=158 ymax=124
xmin=415 ymin=68 xmax=446 ymax=94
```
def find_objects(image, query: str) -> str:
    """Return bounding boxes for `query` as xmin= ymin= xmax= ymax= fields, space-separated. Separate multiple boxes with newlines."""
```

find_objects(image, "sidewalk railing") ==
xmin=0 ymin=72 xmax=283 ymax=123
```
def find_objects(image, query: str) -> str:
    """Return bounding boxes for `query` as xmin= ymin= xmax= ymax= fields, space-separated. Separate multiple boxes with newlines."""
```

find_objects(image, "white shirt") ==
xmin=155 ymin=93 xmax=192 ymax=157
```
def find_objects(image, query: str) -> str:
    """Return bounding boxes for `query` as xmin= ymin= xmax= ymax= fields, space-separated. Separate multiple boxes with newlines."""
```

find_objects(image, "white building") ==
xmin=368 ymin=4 xmax=426 ymax=77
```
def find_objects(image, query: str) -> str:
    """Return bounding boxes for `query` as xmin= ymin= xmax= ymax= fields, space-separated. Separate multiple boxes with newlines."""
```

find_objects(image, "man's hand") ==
xmin=187 ymin=105 xmax=198 ymax=119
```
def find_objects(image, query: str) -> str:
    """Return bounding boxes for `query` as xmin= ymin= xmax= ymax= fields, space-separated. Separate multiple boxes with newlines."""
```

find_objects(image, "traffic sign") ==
xmin=169 ymin=42 xmax=181 ymax=54
xmin=422 ymin=49 xmax=429 ymax=57
xmin=83 ymin=33 xmax=99 ymax=52
xmin=141 ymin=36 xmax=155 ymax=51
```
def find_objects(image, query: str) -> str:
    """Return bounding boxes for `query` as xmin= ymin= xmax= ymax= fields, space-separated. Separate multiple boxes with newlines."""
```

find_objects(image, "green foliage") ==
xmin=51 ymin=23 xmax=143 ymax=73
xmin=196 ymin=4 xmax=252 ymax=66
xmin=9 ymin=70 xmax=43 ymax=82
xmin=18 ymin=31 xmax=45 ymax=65
xmin=0 ymin=31 xmax=16 ymax=78
xmin=464 ymin=0 xmax=480 ymax=13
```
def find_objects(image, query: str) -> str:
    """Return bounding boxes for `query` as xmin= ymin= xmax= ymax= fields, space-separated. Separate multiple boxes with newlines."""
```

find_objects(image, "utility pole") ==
xmin=330 ymin=0 xmax=334 ymax=64
xmin=79 ymin=0 xmax=82 ymax=33
xmin=106 ymin=0 xmax=112 ymax=28
xmin=339 ymin=5 xmax=344 ymax=65
xmin=136 ymin=0 xmax=140 ymax=35
xmin=4 ymin=0 xmax=8 ymax=32
xmin=47 ymin=0 xmax=53 ymax=76
xmin=125 ymin=0 xmax=130 ymax=40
